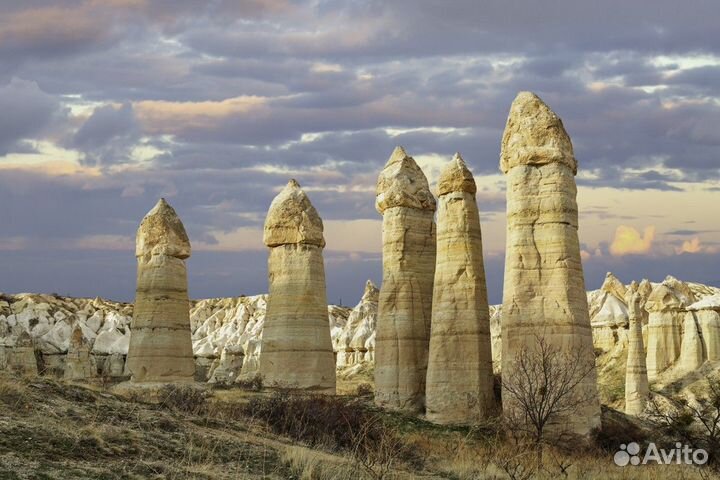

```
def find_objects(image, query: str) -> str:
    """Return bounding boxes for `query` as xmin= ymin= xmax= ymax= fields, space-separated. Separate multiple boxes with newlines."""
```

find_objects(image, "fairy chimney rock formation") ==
xmin=64 ymin=323 xmax=96 ymax=381
xmin=625 ymin=292 xmax=650 ymax=415
xmin=645 ymin=282 xmax=685 ymax=380
xmin=426 ymin=153 xmax=495 ymax=424
xmin=127 ymin=198 xmax=195 ymax=382
xmin=500 ymin=92 xmax=601 ymax=436
xmin=374 ymin=146 xmax=436 ymax=412
xmin=689 ymin=295 xmax=720 ymax=361
xmin=260 ymin=180 xmax=335 ymax=392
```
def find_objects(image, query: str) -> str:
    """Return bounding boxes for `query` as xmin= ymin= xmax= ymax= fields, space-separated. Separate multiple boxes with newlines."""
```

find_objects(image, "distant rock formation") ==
xmin=374 ymin=146 xmax=436 ymax=413
xmin=64 ymin=323 xmax=96 ymax=381
xmin=691 ymin=295 xmax=720 ymax=361
xmin=260 ymin=180 xmax=335 ymax=392
xmin=500 ymin=92 xmax=601 ymax=436
xmin=7 ymin=330 xmax=38 ymax=375
xmin=126 ymin=199 xmax=195 ymax=382
xmin=625 ymin=290 xmax=649 ymax=415
xmin=426 ymin=154 xmax=495 ymax=424
xmin=335 ymin=280 xmax=378 ymax=369
xmin=645 ymin=279 xmax=689 ymax=380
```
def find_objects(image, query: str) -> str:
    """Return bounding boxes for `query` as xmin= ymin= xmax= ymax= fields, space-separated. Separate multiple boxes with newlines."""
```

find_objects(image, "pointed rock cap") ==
xmin=437 ymin=152 xmax=477 ymax=196
xmin=645 ymin=283 xmax=683 ymax=312
xmin=70 ymin=323 xmax=89 ymax=350
xmin=601 ymin=272 xmax=627 ymax=300
xmin=136 ymin=198 xmax=191 ymax=259
xmin=361 ymin=279 xmax=379 ymax=302
xmin=500 ymin=91 xmax=576 ymax=174
xmin=628 ymin=291 xmax=643 ymax=320
xmin=663 ymin=275 xmax=695 ymax=305
xmin=263 ymin=179 xmax=325 ymax=248
xmin=376 ymin=146 xmax=436 ymax=213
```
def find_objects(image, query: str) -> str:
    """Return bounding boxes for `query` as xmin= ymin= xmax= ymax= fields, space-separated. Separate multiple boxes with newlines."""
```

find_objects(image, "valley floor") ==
xmin=0 ymin=373 xmax=716 ymax=479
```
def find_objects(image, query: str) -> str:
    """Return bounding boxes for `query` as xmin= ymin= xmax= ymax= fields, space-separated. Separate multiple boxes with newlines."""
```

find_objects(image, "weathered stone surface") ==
xmin=260 ymin=180 xmax=335 ymax=392
xmin=64 ymin=323 xmax=96 ymax=381
xmin=7 ymin=330 xmax=38 ymax=375
xmin=645 ymin=283 xmax=684 ymax=380
xmin=208 ymin=345 xmax=244 ymax=384
xmin=500 ymin=92 xmax=600 ymax=436
xmin=689 ymin=295 xmax=720 ymax=361
xmin=127 ymin=199 xmax=195 ymax=382
xmin=263 ymin=179 xmax=325 ymax=248
xmin=678 ymin=311 xmax=704 ymax=372
xmin=625 ymin=292 xmax=649 ymax=415
xmin=335 ymin=280 xmax=378 ymax=368
xmin=375 ymin=147 xmax=436 ymax=413
xmin=426 ymin=154 xmax=494 ymax=424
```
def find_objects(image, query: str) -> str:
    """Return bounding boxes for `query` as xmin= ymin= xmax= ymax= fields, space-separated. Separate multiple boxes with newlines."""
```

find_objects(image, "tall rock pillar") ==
xmin=426 ymin=154 xmax=495 ymax=424
xmin=374 ymin=146 xmax=436 ymax=413
xmin=625 ymin=291 xmax=650 ymax=415
xmin=500 ymin=92 xmax=601 ymax=436
xmin=127 ymin=198 xmax=195 ymax=382
xmin=260 ymin=180 xmax=335 ymax=392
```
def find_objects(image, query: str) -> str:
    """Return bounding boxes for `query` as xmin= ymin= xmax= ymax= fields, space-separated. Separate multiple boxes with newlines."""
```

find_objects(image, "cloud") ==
xmin=0 ymin=78 xmax=63 ymax=154
xmin=675 ymin=237 xmax=702 ymax=254
xmin=71 ymin=103 xmax=139 ymax=166
xmin=609 ymin=225 xmax=656 ymax=256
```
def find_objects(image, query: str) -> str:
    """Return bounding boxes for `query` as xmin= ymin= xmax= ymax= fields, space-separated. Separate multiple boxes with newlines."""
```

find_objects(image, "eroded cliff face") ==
xmin=1 ymin=274 xmax=718 ymax=396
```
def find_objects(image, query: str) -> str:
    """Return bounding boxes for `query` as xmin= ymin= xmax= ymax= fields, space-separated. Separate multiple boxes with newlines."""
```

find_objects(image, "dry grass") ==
xmin=0 ymin=372 xmax=717 ymax=480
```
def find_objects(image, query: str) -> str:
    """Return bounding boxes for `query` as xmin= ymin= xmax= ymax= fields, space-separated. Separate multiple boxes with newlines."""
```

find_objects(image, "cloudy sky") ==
xmin=1 ymin=0 xmax=719 ymax=305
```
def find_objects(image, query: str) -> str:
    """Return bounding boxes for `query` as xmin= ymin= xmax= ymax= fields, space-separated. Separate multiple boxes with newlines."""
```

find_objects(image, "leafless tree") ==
xmin=501 ymin=334 xmax=597 ymax=465
xmin=348 ymin=414 xmax=406 ymax=480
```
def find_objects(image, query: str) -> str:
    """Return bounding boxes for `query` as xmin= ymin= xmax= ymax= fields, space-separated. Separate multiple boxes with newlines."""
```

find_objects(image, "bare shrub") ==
xmin=356 ymin=383 xmax=373 ymax=397
xmin=158 ymin=384 xmax=208 ymax=415
xmin=235 ymin=374 xmax=263 ymax=391
xmin=348 ymin=415 xmax=406 ymax=480
xmin=501 ymin=334 xmax=597 ymax=464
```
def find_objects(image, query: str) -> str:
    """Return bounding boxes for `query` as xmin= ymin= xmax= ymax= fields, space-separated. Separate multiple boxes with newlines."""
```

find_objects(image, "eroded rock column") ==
xmin=625 ymin=292 xmax=649 ymax=415
xmin=127 ymin=198 xmax=195 ymax=382
xmin=500 ymin=92 xmax=601 ymax=436
xmin=260 ymin=180 xmax=335 ymax=392
xmin=426 ymin=154 xmax=495 ymax=424
xmin=645 ymin=284 xmax=684 ymax=380
xmin=374 ymin=147 xmax=436 ymax=413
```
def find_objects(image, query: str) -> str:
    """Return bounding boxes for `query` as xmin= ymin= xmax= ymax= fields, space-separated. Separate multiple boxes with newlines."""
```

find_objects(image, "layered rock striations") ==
xmin=645 ymin=279 xmax=689 ymax=380
xmin=625 ymin=291 xmax=649 ymax=415
xmin=64 ymin=323 xmax=96 ymax=381
xmin=689 ymin=294 xmax=720 ymax=362
xmin=335 ymin=280 xmax=379 ymax=369
xmin=500 ymin=92 xmax=601 ymax=436
xmin=426 ymin=154 xmax=495 ymax=424
xmin=126 ymin=199 xmax=195 ymax=382
xmin=260 ymin=180 xmax=335 ymax=392
xmin=374 ymin=147 xmax=436 ymax=412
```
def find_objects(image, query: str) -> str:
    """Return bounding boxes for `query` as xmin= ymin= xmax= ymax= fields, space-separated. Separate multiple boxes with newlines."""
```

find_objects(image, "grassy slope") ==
xmin=0 ymin=374 xmax=716 ymax=480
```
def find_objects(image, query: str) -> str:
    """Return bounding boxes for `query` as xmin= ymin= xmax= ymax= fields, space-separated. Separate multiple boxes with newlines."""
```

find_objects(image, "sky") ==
xmin=1 ymin=0 xmax=719 ymax=306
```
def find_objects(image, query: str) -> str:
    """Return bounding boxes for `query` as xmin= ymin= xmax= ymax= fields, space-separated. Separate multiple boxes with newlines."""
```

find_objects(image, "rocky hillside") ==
xmin=1 ymin=274 xmax=719 ymax=393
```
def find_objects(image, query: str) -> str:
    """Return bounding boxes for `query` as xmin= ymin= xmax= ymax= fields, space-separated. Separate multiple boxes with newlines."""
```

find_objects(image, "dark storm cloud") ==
xmin=0 ymin=78 xmax=64 ymax=154
xmin=71 ymin=103 xmax=139 ymax=167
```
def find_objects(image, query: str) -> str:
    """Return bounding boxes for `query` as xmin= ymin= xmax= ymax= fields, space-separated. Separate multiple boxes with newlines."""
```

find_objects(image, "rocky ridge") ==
xmin=1 ymin=274 xmax=718 ymax=388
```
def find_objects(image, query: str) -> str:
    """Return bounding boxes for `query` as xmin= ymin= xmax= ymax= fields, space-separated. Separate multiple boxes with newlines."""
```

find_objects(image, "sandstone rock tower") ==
xmin=260 ymin=180 xmax=335 ymax=392
xmin=64 ymin=323 xmax=96 ymax=381
xmin=625 ymin=291 xmax=649 ymax=415
xmin=127 ymin=198 xmax=195 ymax=382
xmin=500 ymin=92 xmax=601 ymax=436
xmin=645 ymin=283 xmax=684 ymax=380
xmin=426 ymin=153 xmax=495 ymax=424
xmin=375 ymin=146 xmax=436 ymax=412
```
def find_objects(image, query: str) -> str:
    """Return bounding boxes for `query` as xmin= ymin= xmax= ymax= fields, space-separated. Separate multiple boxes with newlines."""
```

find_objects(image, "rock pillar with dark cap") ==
xmin=500 ymin=92 xmax=601 ymax=436
xmin=127 ymin=198 xmax=195 ymax=382
xmin=374 ymin=146 xmax=436 ymax=412
xmin=260 ymin=180 xmax=335 ymax=392
xmin=426 ymin=153 xmax=495 ymax=424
